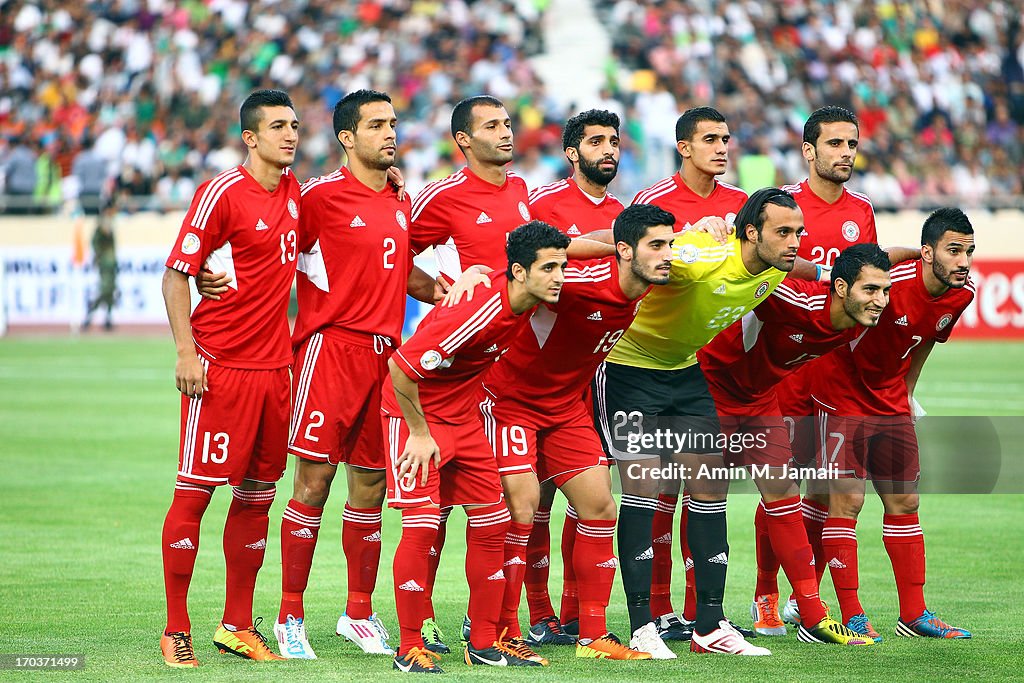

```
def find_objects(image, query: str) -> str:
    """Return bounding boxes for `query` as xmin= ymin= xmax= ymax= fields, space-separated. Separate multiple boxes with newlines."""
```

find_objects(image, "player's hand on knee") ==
xmin=175 ymin=352 xmax=207 ymax=398
xmin=399 ymin=433 xmax=441 ymax=485
xmin=196 ymin=267 xmax=232 ymax=300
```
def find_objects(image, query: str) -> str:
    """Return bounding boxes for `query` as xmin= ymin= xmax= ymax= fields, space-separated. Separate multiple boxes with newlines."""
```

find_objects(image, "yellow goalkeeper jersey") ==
xmin=606 ymin=231 xmax=786 ymax=371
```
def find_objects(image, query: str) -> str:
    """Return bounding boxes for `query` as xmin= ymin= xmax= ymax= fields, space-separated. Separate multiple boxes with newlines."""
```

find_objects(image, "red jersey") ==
xmin=382 ymin=271 xmax=531 ymax=423
xmin=291 ymin=168 xmax=413 ymax=348
xmin=813 ymin=260 xmax=975 ymax=416
xmin=783 ymin=180 xmax=877 ymax=266
xmin=483 ymin=257 xmax=647 ymax=415
xmin=632 ymin=173 xmax=747 ymax=229
xmin=410 ymin=167 xmax=531 ymax=282
xmin=528 ymin=177 xmax=623 ymax=236
xmin=698 ymin=279 xmax=860 ymax=404
xmin=166 ymin=165 xmax=300 ymax=369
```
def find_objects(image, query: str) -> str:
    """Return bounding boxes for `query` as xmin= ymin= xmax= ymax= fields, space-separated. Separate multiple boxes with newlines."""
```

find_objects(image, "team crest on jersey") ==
xmin=755 ymin=281 xmax=770 ymax=298
xmin=180 ymin=232 xmax=201 ymax=255
xmin=678 ymin=244 xmax=699 ymax=264
xmin=396 ymin=210 xmax=408 ymax=230
xmin=518 ymin=201 xmax=530 ymax=221
xmin=287 ymin=198 xmax=298 ymax=219
xmin=936 ymin=313 xmax=953 ymax=331
xmin=841 ymin=220 xmax=860 ymax=242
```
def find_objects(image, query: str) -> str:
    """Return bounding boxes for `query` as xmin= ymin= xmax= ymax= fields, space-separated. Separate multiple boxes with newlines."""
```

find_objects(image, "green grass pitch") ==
xmin=0 ymin=337 xmax=1022 ymax=681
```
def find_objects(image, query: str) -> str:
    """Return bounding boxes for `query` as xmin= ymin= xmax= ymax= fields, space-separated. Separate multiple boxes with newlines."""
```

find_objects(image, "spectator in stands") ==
xmin=3 ymin=137 xmax=38 ymax=214
xmin=73 ymin=135 xmax=109 ymax=215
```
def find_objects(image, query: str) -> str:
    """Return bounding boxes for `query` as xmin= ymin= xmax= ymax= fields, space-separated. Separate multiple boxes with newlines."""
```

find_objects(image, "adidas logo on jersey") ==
xmin=635 ymin=547 xmax=654 ymax=561
xmin=428 ymin=546 xmax=439 ymax=557
xmin=399 ymin=580 xmax=425 ymax=592
xmin=504 ymin=556 xmax=526 ymax=567
xmin=291 ymin=528 xmax=315 ymax=539
xmin=245 ymin=538 xmax=267 ymax=550
xmin=653 ymin=533 xmax=672 ymax=545
xmin=895 ymin=315 xmax=909 ymax=326
xmin=532 ymin=556 xmax=549 ymax=569
xmin=708 ymin=552 xmax=729 ymax=565
xmin=363 ymin=531 xmax=382 ymax=543
xmin=828 ymin=558 xmax=847 ymax=569
xmin=487 ymin=570 xmax=506 ymax=581
xmin=350 ymin=215 xmax=366 ymax=228
xmin=789 ymin=334 xmax=804 ymax=343
xmin=255 ymin=218 xmax=269 ymax=231
xmin=170 ymin=537 xmax=195 ymax=550
xmin=596 ymin=558 xmax=619 ymax=568
xmin=567 ymin=225 xmax=582 ymax=236
xmin=476 ymin=212 xmax=492 ymax=224
xmin=484 ymin=344 xmax=499 ymax=353
xmin=713 ymin=284 xmax=727 ymax=295
xmin=587 ymin=311 xmax=603 ymax=321
xmin=684 ymin=557 xmax=694 ymax=571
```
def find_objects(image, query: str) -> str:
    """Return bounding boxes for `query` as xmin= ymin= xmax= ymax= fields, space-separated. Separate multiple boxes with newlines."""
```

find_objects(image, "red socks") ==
xmin=499 ymin=521 xmax=533 ymax=637
xmin=525 ymin=507 xmax=555 ymax=625
xmin=162 ymin=482 xmax=213 ymax=634
xmin=650 ymin=494 xmax=677 ymax=619
xmin=883 ymin=513 xmax=927 ymax=621
xmin=465 ymin=503 xmax=511 ymax=649
xmin=278 ymin=498 xmax=323 ymax=622
xmin=222 ymin=487 xmax=276 ymax=631
xmin=394 ymin=508 xmax=440 ymax=655
xmin=763 ymin=496 xmax=824 ymax=626
xmin=680 ymin=494 xmax=697 ymax=622
xmin=558 ymin=505 xmax=579 ymax=624
xmin=802 ymin=497 xmax=829 ymax=586
xmin=342 ymin=504 xmax=383 ymax=620
xmin=574 ymin=519 xmax=617 ymax=640
xmin=822 ymin=517 xmax=864 ymax=622
xmin=754 ymin=501 xmax=781 ymax=596
xmin=422 ymin=506 xmax=450 ymax=620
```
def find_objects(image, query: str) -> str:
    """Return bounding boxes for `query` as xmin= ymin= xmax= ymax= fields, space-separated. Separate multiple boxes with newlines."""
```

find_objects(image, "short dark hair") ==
xmin=240 ymin=89 xmax=294 ymax=134
xmin=921 ymin=207 xmax=974 ymax=247
xmin=505 ymin=221 xmax=571 ymax=278
xmin=803 ymin=105 xmax=859 ymax=146
xmin=735 ymin=188 xmax=799 ymax=241
xmin=614 ymin=204 xmax=675 ymax=254
xmin=333 ymin=89 xmax=392 ymax=140
xmin=451 ymin=95 xmax=505 ymax=146
xmin=675 ymin=106 xmax=726 ymax=142
xmin=831 ymin=243 xmax=891 ymax=293
xmin=562 ymin=109 xmax=620 ymax=151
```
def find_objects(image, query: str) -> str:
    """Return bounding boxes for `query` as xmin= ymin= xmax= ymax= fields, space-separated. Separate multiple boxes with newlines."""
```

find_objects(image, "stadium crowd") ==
xmin=1 ymin=0 xmax=1022 ymax=214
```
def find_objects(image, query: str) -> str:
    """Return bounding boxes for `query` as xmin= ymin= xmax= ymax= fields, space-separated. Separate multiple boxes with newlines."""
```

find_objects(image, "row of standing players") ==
xmin=157 ymin=88 xmax=976 ymax=671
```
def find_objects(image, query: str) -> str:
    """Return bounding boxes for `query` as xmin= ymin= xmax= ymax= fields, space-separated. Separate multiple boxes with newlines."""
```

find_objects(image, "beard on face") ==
xmin=578 ymin=154 xmax=618 ymax=186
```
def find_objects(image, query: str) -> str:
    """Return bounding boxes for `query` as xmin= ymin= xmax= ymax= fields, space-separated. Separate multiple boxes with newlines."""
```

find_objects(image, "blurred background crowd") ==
xmin=1 ymin=0 xmax=1022 ymax=215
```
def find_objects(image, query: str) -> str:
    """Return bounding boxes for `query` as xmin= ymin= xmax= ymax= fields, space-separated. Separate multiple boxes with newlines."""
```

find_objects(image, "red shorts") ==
xmin=775 ymin=364 xmax=816 ymax=465
xmin=288 ymin=331 xmax=392 ymax=469
xmin=177 ymin=361 xmax=290 ymax=487
xmin=382 ymin=413 xmax=504 ymax=508
xmin=814 ymin=398 xmax=920 ymax=482
xmin=478 ymin=393 xmax=607 ymax=487
xmin=707 ymin=379 xmax=792 ymax=468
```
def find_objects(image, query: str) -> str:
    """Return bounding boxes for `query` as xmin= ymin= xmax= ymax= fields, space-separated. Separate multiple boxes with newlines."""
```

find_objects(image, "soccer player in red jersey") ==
xmin=269 ymin=90 xmax=440 ymax=659
xmin=473 ymin=204 xmax=674 ymax=661
xmin=697 ymin=243 xmax=897 ymax=646
xmin=812 ymin=208 xmax=976 ymax=641
xmin=410 ymin=96 xmax=532 ymax=284
xmin=522 ymin=109 xmax=625 ymax=644
xmin=627 ymin=107 xmax=749 ymax=642
xmin=755 ymin=106 xmax=880 ymax=636
xmin=383 ymin=222 xmax=570 ymax=673
xmin=159 ymin=89 xmax=300 ymax=667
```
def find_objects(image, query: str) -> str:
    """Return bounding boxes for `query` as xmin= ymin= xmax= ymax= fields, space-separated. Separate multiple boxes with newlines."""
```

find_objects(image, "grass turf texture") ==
xmin=0 ymin=337 xmax=1021 ymax=681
